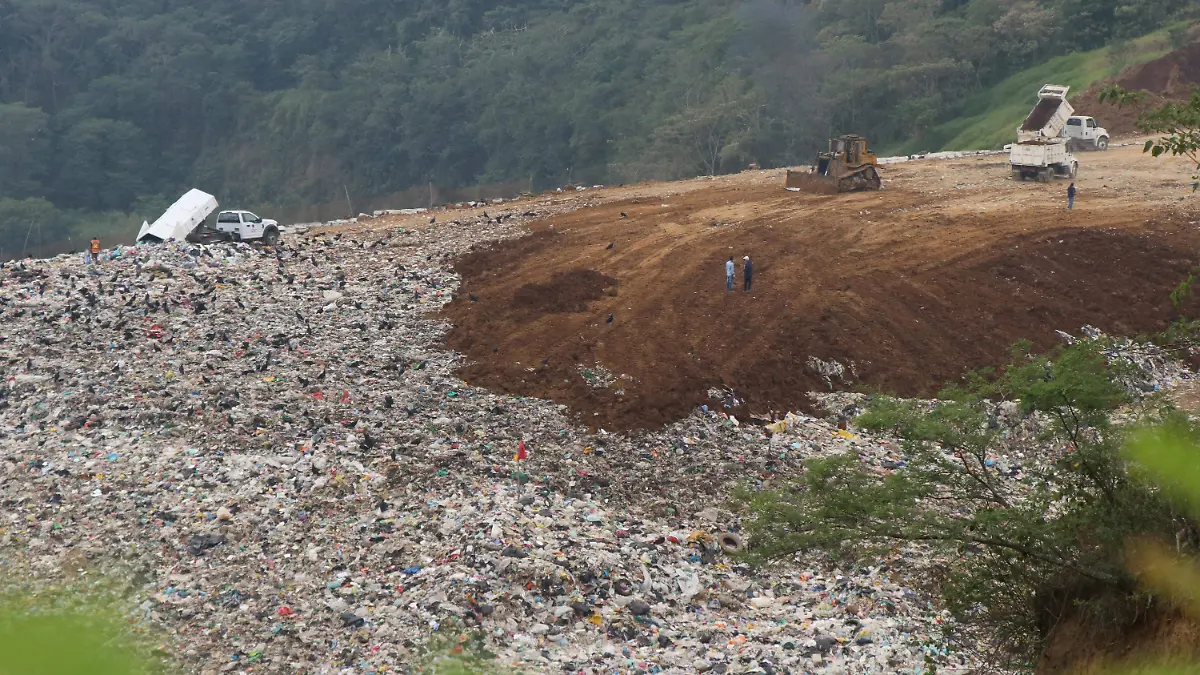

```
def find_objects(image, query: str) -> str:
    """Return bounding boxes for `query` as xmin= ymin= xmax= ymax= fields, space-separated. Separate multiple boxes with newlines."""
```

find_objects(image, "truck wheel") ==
xmin=263 ymin=227 xmax=280 ymax=246
xmin=1038 ymin=169 xmax=1051 ymax=183
xmin=1012 ymin=169 xmax=1023 ymax=181
xmin=1096 ymin=136 xmax=1108 ymax=150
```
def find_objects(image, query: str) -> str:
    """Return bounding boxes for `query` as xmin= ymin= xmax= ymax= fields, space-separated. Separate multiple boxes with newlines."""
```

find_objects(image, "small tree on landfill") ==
xmin=736 ymin=340 xmax=1196 ymax=670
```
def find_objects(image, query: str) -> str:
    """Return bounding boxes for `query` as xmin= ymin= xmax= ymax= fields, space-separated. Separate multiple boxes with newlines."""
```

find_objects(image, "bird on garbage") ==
xmin=468 ymin=294 xmax=478 ymax=302
xmin=606 ymin=313 xmax=614 ymax=324
xmin=606 ymin=241 xmax=614 ymax=250
xmin=620 ymin=212 xmax=628 ymax=218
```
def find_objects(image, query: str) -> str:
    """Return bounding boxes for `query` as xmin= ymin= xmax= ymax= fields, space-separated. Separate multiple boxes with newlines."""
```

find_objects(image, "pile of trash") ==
xmin=0 ymin=212 xmax=1057 ymax=674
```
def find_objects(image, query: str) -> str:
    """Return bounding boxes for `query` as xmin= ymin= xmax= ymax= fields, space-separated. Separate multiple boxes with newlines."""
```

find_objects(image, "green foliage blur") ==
xmin=0 ymin=586 xmax=156 ymax=675
xmin=0 ymin=577 xmax=516 ymax=675
xmin=0 ymin=0 xmax=1194 ymax=255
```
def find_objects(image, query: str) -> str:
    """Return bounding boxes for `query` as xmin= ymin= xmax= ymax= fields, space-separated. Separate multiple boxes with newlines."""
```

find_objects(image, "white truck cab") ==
xmin=215 ymin=210 xmax=281 ymax=245
xmin=1063 ymin=116 xmax=1109 ymax=151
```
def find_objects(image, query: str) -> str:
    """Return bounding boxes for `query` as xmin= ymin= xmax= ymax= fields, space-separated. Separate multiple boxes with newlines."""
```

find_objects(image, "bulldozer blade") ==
xmin=785 ymin=170 xmax=841 ymax=194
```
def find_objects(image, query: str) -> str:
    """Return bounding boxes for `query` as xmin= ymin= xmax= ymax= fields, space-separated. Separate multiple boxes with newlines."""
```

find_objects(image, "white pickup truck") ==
xmin=1063 ymin=116 xmax=1110 ymax=151
xmin=215 ymin=210 xmax=281 ymax=245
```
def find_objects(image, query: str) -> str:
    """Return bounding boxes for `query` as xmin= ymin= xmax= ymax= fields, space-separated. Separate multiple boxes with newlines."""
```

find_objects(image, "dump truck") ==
xmin=136 ymin=189 xmax=281 ymax=245
xmin=786 ymin=135 xmax=882 ymax=193
xmin=1010 ymin=84 xmax=1078 ymax=182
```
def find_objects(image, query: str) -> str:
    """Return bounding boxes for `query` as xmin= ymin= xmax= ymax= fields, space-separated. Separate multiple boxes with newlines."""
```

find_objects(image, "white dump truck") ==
xmin=1010 ymin=84 xmax=1079 ymax=182
xmin=136 ymin=189 xmax=281 ymax=245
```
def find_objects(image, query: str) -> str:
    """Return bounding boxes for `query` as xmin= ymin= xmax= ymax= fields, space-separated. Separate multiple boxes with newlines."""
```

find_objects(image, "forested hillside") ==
xmin=0 ymin=0 xmax=1193 ymax=254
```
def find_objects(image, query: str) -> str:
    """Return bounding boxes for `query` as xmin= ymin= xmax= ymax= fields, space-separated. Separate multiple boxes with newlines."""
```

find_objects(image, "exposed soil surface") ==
xmin=441 ymin=144 xmax=1200 ymax=431
xmin=1038 ymin=605 xmax=1200 ymax=674
xmin=1074 ymin=42 xmax=1200 ymax=137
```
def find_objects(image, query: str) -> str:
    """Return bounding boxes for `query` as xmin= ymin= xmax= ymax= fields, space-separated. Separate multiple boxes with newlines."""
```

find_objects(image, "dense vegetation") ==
xmin=0 ymin=0 xmax=1193 ymax=255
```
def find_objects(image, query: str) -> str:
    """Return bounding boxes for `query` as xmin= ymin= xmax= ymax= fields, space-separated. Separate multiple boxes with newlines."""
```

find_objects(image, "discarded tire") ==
xmin=719 ymin=532 xmax=745 ymax=554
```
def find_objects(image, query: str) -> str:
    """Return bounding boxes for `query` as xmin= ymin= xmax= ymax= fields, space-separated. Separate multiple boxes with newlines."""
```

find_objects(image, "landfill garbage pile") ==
xmin=0 ymin=212 xmax=1083 ymax=674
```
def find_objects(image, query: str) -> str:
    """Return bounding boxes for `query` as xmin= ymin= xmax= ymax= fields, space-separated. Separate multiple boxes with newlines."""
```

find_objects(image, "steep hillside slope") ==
xmin=892 ymin=29 xmax=1183 ymax=154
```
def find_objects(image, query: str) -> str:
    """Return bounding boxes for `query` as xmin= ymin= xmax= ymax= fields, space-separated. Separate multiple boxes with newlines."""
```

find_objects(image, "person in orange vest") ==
xmin=89 ymin=236 xmax=101 ymax=264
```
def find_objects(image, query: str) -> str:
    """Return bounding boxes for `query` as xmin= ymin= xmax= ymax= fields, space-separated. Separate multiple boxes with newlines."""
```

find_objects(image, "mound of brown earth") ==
xmin=511 ymin=267 xmax=618 ymax=313
xmin=1038 ymin=604 xmax=1200 ymax=674
xmin=1074 ymin=42 xmax=1200 ymax=137
xmin=441 ymin=145 xmax=1200 ymax=431
xmin=1120 ymin=41 xmax=1200 ymax=95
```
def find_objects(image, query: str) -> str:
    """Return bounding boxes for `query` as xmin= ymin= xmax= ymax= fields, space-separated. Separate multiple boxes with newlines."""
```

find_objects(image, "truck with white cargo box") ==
xmin=136 ymin=189 xmax=280 ymax=245
xmin=1010 ymin=84 xmax=1078 ymax=182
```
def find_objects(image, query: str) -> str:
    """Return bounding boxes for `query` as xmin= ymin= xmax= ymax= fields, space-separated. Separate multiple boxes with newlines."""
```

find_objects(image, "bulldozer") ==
xmin=785 ymin=135 xmax=882 ymax=193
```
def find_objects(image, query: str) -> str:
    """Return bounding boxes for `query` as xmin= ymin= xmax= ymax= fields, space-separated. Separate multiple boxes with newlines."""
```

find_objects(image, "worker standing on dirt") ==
xmin=1067 ymin=183 xmax=1076 ymax=210
xmin=725 ymin=256 xmax=735 ymax=291
xmin=743 ymin=256 xmax=753 ymax=292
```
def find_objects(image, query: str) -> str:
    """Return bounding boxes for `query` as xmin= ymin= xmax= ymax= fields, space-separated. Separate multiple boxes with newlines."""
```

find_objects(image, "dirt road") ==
xmin=440 ymin=144 xmax=1200 ymax=430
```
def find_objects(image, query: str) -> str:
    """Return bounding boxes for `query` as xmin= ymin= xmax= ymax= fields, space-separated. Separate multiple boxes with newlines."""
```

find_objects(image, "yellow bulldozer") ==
xmin=785 ymin=135 xmax=882 ymax=193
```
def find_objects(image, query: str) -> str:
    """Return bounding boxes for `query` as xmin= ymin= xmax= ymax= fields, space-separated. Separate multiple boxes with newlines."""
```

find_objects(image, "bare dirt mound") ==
xmin=513 ymin=268 xmax=618 ymax=314
xmin=1120 ymin=42 xmax=1200 ymax=94
xmin=1038 ymin=603 xmax=1200 ymax=674
xmin=1074 ymin=42 xmax=1200 ymax=137
xmin=441 ymin=151 xmax=1200 ymax=431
